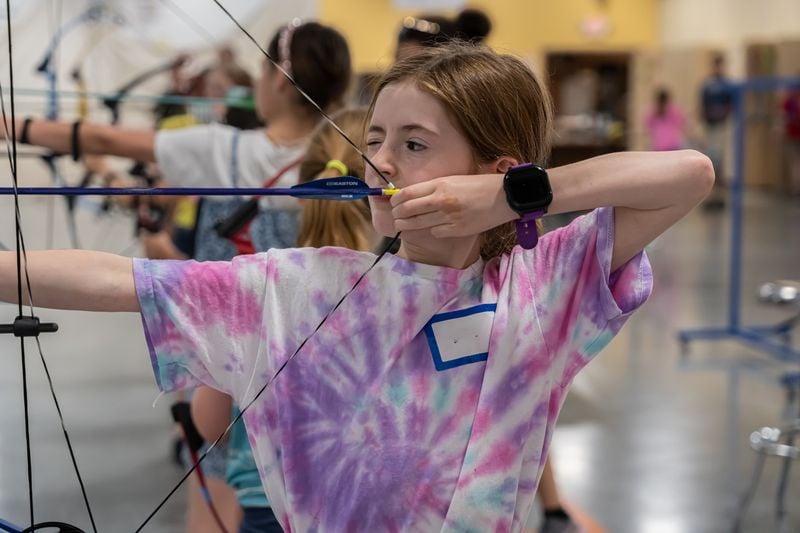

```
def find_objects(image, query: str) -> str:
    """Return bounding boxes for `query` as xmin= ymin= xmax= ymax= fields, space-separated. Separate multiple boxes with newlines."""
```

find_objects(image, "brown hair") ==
xmin=267 ymin=22 xmax=352 ymax=112
xmin=297 ymin=108 xmax=374 ymax=251
xmin=369 ymin=42 xmax=553 ymax=259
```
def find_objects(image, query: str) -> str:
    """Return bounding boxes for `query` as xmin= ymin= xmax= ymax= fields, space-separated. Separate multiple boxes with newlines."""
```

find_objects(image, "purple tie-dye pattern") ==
xmin=134 ymin=207 xmax=651 ymax=532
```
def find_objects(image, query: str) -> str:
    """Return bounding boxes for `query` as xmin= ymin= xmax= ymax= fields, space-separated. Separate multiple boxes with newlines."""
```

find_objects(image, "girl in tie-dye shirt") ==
xmin=0 ymin=43 xmax=714 ymax=532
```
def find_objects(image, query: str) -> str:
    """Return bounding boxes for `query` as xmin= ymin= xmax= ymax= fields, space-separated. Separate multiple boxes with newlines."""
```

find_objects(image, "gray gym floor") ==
xmin=0 ymin=189 xmax=798 ymax=532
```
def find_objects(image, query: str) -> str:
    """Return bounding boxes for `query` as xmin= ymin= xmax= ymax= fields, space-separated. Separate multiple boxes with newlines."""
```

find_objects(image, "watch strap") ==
xmin=516 ymin=210 xmax=544 ymax=249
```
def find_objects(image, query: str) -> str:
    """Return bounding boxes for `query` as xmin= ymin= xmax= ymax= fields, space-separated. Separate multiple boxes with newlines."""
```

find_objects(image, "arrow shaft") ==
xmin=0 ymin=186 xmax=388 ymax=198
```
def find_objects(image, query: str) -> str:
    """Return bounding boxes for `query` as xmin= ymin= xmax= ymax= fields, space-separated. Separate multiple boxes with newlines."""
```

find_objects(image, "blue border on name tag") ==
xmin=424 ymin=303 xmax=497 ymax=371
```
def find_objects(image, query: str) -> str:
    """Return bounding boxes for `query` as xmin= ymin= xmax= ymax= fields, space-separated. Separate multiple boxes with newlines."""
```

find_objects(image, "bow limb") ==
xmin=34 ymin=4 xmax=108 ymax=249
xmin=75 ymin=53 xmax=180 ymax=216
xmin=68 ymin=19 xmax=116 ymax=123
xmin=34 ymin=3 xmax=137 ymax=242
xmin=70 ymin=69 xmax=89 ymax=121
xmin=102 ymin=58 xmax=187 ymax=126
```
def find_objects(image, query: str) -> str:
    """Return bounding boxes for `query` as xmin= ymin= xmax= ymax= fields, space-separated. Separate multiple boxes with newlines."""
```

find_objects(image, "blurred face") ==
xmin=205 ymin=68 xmax=233 ymax=98
xmin=204 ymin=68 xmax=233 ymax=121
xmin=365 ymin=81 xmax=481 ymax=237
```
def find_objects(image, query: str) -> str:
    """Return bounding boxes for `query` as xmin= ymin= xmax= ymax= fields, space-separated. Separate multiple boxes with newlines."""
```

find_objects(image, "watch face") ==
xmin=504 ymin=164 xmax=552 ymax=212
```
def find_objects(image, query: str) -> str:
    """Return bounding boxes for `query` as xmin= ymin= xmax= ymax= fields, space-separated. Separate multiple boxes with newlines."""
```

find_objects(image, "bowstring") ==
xmin=1 ymin=1 xmax=31 ymax=524
xmin=134 ymin=1 xmax=403 ymax=530
xmin=1 ymin=1 xmax=97 ymax=530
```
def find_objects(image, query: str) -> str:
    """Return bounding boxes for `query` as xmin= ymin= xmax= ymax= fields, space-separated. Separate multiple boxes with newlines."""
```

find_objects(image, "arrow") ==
xmin=0 ymin=177 xmax=399 ymax=200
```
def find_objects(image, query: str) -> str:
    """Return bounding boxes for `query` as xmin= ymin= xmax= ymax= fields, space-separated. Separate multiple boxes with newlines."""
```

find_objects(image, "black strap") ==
xmin=70 ymin=120 xmax=81 ymax=162
xmin=214 ymin=154 xmax=303 ymax=240
xmin=213 ymin=199 xmax=259 ymax=239
xmin=19 ymin=117 xmax=32 ymax=144
xmin=170 ymin=402 xmax=205 ymax=453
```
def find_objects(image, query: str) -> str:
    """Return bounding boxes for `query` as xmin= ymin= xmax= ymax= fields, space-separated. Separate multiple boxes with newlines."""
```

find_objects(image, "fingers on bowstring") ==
xmin=389 ymin=180 xmax=437 ymax=207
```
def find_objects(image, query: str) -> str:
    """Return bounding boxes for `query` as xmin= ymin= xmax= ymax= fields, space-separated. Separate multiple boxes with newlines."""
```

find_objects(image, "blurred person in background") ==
xmin=645 ymin=87 xmax=686 ymax=151
xmin=699 ymin=54 xmax=732 ymax=208
xmin=394 ymin=8 xmax=492 ymax=62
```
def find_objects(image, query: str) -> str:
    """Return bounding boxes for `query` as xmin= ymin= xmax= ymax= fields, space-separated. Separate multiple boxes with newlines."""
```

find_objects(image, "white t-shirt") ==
xmin=154 ymin=123 xmax=306 ymax=209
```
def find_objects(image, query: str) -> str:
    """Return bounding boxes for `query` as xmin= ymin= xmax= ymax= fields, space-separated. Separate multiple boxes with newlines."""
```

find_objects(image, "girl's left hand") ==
xmin=390 ymin=173 xmax=517 ymax=237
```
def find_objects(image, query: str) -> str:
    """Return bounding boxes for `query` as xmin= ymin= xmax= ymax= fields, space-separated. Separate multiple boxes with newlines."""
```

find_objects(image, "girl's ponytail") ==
xmin=297 ymin=108 xmax=375 ymax=251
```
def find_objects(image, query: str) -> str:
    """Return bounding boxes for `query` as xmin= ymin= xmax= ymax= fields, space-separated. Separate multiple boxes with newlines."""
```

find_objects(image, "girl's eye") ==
xmin=406 ymin=140 xmax=426 ymax=152
xmin=366 ymin=140 xmax=383 ymax=153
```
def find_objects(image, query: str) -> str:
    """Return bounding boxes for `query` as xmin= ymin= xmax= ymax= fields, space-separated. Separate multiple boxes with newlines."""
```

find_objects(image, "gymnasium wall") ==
xmin=660 ymin=0 xmax=800 ymax=77
xmin=319 ymin=0 xmax=659 ymax=73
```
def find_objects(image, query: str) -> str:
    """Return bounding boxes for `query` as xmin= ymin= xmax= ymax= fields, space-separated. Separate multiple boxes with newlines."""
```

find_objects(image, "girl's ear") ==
xmin=491 ymin=156 xmax=520 ymax=175
xmin=275 ymin=74 xmax=291 ymax=93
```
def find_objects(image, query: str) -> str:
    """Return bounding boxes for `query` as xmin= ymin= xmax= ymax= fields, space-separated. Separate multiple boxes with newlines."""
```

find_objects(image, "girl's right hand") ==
xmin=390 ymin=173 xmax=517 ymax=238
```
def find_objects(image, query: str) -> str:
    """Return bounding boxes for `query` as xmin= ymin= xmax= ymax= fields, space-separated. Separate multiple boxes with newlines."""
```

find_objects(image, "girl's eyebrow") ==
xmin=367 ymin=124 xmax=438 ymax=136
xmin=400 ymin=123 xmax=438 ymax=136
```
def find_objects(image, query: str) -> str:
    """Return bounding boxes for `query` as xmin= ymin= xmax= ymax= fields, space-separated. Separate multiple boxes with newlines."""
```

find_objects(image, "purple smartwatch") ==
xmin=502 ymin=163 xmax=552 ymax=249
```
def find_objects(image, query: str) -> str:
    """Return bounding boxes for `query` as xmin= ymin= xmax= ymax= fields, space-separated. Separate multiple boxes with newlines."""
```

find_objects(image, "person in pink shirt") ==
xmin=645 ymin=87 xmax=687 ymax=151
xmin=0 ymin=43 xmax=714 ymax=532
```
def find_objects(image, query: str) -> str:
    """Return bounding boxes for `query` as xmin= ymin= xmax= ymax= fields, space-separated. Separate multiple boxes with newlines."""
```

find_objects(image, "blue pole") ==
xmin=728 ymin=85 xmax=746 ymax=331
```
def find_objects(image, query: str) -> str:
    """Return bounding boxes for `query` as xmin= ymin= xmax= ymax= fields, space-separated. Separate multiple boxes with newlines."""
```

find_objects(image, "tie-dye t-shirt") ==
xmin=134 ymin=207 xmax=652 ymax=532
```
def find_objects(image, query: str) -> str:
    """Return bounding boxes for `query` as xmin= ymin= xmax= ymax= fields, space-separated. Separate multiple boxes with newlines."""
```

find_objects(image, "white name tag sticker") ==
xmin=424 ymin=304 xmax=496 ymax=371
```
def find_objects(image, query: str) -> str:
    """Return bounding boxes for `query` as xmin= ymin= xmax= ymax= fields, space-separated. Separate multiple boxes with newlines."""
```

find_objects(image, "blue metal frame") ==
xmin=678 ymin=76 xmax=800 ymax=364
